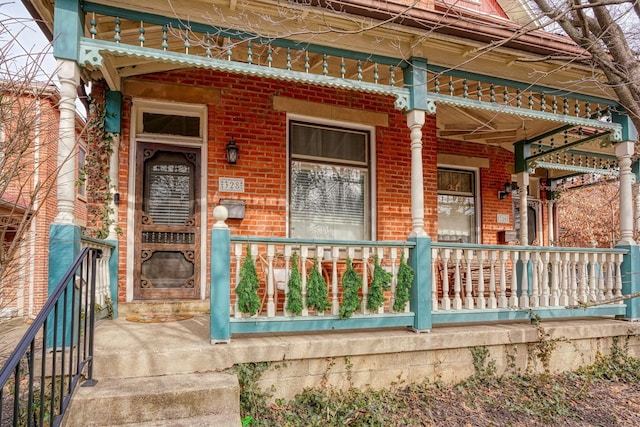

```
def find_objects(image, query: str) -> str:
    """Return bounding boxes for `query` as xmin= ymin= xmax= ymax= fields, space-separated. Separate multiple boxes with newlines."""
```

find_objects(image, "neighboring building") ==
xmin=21 ymin=1 xmax=638 ymax=326
xmin=0 ymin=83 xmax=87 ymax=318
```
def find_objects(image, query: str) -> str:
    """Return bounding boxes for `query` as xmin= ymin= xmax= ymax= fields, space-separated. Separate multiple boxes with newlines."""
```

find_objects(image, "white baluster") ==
xmin=498 ymin=250 xmax=509 ymax=308
xmin=559 ymin=252 xmax=570 ymax=306
xmin=441 ymin=249 xmax=451 ymax=310
xmin=301 ymin=246 xmax=309 ymax=316
xmin=361 ymin=246 xmax=370 ymax=314
xmin=597 ymin=253 xmax=607 ymax=301
xmin=477 ymin=251 xmax=486 ymax=309
xmin=541 ymin=251 xmax=551 ymax=306
xmin=316 ymin=245 xmax=325 ymax=316
xmin=453 ymin=249 xmax=463 ymax=310
xmin=376 ymin=247 xmax=386 ymax=314
xmin=615 ymin=253 xmax=624 ymax=299
xmin=284 ymin=245 xmax=292 ymax=317
xmin=589 ymin=252 xmax=599 ymax=302
xmin=568 ymin=253 xmax=579 ymax=305
xmin=549 ymin=252 xmax=559 ymax=306
xmin=605 ymin=253 xmax=615 ymax=299
xmin=520 ymin=251 xmax=530 ymax=308
xmin=530 ymin=252 xmax=540 ymax=307
xmin=266 ymin=244 xmax=275 ymax=317
xmin=578 ymin=253 xmax=588 ymax=304
xmin=331 ymin=246 xmax=340 ymax=315
xmin=390 ymin=247 xmax=399 ymax=311
xmin=488 ymin=250 xmax=497 ymax=309
xmin=509 ymin=250 xmax=519 ymax=307
xmin=465 ymin=249 xmax=475 ymax=309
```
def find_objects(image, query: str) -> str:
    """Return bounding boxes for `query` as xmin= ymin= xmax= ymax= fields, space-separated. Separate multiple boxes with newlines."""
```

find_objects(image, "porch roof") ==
xmin=26 ymin=0 xmax=629 ymax=182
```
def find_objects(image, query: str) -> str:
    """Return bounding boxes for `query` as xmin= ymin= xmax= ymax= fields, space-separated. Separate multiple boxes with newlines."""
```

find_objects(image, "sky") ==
xmin=1 ymin=0 xmax=57 ymax=82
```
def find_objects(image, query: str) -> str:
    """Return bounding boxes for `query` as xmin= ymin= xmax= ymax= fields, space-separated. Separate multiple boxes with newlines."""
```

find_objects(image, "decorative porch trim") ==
xmin=429 ymin=92 xmax=623 ymax=141
xmin=78 ymin=38 xmax=411 ymax=110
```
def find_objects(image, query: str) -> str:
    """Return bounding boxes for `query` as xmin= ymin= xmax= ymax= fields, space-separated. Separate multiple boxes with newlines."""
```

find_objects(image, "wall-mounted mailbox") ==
xmin=498 ymin=230 xmax=518 ymax=244
xmin=219 ymin=198 xmax=246 ymax=219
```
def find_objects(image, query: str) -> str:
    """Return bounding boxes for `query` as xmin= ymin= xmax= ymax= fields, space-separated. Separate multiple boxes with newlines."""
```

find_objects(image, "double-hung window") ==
xmin=437 ymin=168 xmax=478 ymax=243
xmin=289 ymin=121 xmax=370 ymax=240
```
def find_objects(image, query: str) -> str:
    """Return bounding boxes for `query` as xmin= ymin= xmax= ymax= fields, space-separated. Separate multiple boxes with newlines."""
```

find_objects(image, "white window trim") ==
xmin=126 ymin=99 xmax=208 ymax=301
xmin=286 ymin=114 xmax=377 ymax=240
xmin=437 ymin=164 xmax=481 ymax=244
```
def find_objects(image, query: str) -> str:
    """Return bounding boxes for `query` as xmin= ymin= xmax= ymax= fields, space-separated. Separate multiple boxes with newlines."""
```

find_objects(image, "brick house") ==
xmin=21 ymin=0 xmax=639 ymax=333
xmin=0 ymin=82 xmax=87 ymax=318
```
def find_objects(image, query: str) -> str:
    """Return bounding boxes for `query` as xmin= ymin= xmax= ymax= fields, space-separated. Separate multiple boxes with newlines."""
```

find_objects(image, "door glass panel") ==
xmin=141 ymin=251 xmax=195 ymax=288
xmin=144 ymin=152 xmax=194 ymax=225
xmin=142 ymin=113 xmax=200 ymax=137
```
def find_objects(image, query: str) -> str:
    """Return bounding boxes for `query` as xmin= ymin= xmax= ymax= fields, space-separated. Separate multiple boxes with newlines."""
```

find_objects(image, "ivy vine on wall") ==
xmin=81 ymin=95 xmax=117 ymax=239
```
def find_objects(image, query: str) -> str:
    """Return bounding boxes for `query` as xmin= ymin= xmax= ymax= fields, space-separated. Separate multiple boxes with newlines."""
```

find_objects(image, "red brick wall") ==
xmin=437 ymin=138 xmax=516 ymax=245
xmin=113 ymin=69 xmax=533 ymax=301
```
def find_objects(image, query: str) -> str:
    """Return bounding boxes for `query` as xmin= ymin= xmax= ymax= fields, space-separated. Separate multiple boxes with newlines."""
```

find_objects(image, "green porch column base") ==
xmin=618 ymin=243 xmax=640 ymax=320
xmin=210 ymin=227 xmax=231 ymax=343
xmin=106 ymin=239 xmax=119 ymax=318
xmin=409 ymin=236 xmax=432 ymax=331
xmin=47 ymin=223 xmax=81 ymax=348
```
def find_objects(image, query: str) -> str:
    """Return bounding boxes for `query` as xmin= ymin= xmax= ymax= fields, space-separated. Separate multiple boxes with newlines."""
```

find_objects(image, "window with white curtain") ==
xmin=437 ymin=168 xmax=478 ymax=243
xmin=289 ymin=121 xmax=369 ymax=240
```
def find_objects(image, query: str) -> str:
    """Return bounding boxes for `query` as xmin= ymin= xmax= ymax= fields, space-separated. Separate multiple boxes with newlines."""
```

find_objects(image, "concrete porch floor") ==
xmin=92 ymin=314 xmax=640 ymax=400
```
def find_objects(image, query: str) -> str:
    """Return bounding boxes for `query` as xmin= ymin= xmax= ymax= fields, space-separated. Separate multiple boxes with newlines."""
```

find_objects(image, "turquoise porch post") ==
xmin=210 ymin=207 xmax=231 ymax=343
xmin=619 ymin=244 xmax=640 ymax=320
xmin=106 ymin=240 xmax=119 ymax=318
xmin=47 ymin=224 xmax=81 ymax=347
xmin=409 ymin=236 xmax=432 ymax=331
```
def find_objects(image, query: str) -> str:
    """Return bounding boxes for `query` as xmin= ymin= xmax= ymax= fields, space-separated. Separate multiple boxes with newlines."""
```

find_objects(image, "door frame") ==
xmin=125 ymin=99 xmax=208 ymax=302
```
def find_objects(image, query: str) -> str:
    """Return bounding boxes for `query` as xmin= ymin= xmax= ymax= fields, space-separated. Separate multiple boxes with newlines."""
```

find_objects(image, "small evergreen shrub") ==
xmin=307 ymin=259 xmax=331 ymax=313
xmin=367 ymin=255 xmax=392 ymax=311
xmin=236 ymin=246 xmax=261 ymax=316
xmin=339 ymin=258 xmax=362 ymax=319
xmin=286 ymin=252 xmax=303 ymax=315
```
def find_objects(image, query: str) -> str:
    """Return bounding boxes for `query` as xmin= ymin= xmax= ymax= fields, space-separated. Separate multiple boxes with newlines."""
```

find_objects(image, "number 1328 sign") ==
xmin=219 ymin=177 xmax=245 ymax=193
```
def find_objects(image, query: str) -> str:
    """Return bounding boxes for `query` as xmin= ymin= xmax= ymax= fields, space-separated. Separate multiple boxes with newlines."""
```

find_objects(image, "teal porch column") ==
xmin=47 ymin=223 xmax=81 ymax=347
xmin=106 ymin=240 xmax=119 ymax=318
xmin=210 ymin=207 xmax=231 ymax=343
xmin=409 ymin=236 xmax=432 ymax=331
xmin=619 ymin=244 xmax=640 ymax=320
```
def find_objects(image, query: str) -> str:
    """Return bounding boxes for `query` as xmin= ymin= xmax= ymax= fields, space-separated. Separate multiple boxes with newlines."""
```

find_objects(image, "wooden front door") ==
xmin=134 ymin=143 xmax=201 ymax=299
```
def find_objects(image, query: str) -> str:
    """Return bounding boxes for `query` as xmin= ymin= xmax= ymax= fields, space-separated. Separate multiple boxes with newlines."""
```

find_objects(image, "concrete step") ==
xmin=63 ymin=372 xmax=240 ymax=426
xmin=91 ymin=315 xmax=227 ymax=379
xmin=118 ymin=301 xmax=210 ymax=316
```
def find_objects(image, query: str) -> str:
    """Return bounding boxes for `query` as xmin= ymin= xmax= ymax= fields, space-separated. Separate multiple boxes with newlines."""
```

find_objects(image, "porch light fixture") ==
xmin=226 ymin=137 xmax=239 ymax=165
xmin=498 ymin=182 xmax=513 ymax=200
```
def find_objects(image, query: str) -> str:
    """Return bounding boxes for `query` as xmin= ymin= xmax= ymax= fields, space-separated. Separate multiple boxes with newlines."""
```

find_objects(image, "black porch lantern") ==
xmin=498 ymin=182 xmax=513 ymax=200
xmin=226 ymin=136 xmax=239 ymax=164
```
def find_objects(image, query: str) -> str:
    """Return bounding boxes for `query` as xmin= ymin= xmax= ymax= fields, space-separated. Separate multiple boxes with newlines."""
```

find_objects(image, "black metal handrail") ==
xmin=0 ymin=247 xmax=102 ymax=427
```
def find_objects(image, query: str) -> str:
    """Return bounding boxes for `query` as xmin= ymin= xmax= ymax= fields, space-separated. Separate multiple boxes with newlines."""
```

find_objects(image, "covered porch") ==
xmin=35 ymin=0 xmax=640 ymax=339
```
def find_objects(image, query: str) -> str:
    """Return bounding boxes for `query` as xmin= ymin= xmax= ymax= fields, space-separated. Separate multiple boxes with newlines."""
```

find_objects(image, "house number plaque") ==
xmin=219 ymin=177 xmax=244 ymax=193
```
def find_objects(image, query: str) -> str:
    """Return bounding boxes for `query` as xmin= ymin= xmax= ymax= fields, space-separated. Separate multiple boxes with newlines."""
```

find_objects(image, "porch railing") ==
xmin=211 ymin=224 xmax=633 ymax=341
xmin=80 ymin=237 xmax=115 ymax=310
xmin=429 ymin=243 xmax=627 ymax=324
xmin=0 ymin=247 xmax=101 ymax=427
